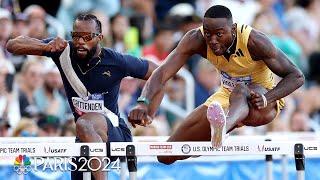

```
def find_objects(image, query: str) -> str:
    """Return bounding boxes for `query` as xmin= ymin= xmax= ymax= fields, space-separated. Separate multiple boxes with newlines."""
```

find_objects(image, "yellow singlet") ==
xmin=200 ymin=24 xmax=284 ymax=114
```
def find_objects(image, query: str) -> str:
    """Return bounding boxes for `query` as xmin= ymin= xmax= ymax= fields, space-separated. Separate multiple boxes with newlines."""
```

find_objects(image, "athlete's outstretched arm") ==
xmin=140 ymin=60 xmax=164 ymax=119
xmin=143 ymin=30 xmax=206 ymax=103
xmin=248 ymin=29 xmax=304 ymax=109
xmin=6 ymin=36 xmax=67 ymax=55
xmin=128 ymin=29 xmax=207 ymax=126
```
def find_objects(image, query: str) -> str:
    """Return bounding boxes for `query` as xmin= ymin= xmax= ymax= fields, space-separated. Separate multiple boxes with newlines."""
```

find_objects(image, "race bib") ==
xmin=221 ymin=71 xmax=252 ymax=91
xmin=72 ymin=93 xmax=104 ymax=116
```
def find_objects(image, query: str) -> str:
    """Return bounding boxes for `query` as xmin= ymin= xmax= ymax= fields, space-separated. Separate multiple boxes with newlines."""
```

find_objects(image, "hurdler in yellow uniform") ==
xmin=200 ymin=24 xmax=285 ymax=115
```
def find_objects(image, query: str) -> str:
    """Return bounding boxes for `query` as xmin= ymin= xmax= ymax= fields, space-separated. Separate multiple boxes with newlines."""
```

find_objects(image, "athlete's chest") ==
xmin=211 ymin=54 xmax=257 ymax=76
xmin=74 ymin=65 xmax=123 ymax=93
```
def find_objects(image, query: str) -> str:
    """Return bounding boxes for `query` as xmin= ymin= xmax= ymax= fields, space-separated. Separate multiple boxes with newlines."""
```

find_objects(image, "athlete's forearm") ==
xmin=140 ymin=69 xmax=166 ymax=113
xmin=6 ymin=36 xmax=47 ymax=55
xmin=147 ymin=89 xmax=164 ymax=118
xmin=265 ymin=71 xmax=304 ymax=103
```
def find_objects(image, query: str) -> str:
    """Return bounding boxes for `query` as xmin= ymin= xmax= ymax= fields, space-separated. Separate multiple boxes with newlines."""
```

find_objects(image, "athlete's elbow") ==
xmin=6 ymin=36 xmax=26 ymax=54
xmin=295 ymin=70 xmax=305 ymax=88
xmin=6 ymin=38 xmax=16 ymax=54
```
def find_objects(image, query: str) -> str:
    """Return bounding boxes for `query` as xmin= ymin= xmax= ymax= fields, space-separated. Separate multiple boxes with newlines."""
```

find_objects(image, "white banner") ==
xmin=110 ymin=141 xmax=320 ymax=156
xmin=0 ymin=136 xmax=319 ymax=157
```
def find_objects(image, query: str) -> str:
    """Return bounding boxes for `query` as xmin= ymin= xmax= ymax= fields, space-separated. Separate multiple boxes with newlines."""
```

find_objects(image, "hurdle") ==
xmin=0 ymin=135 xmax=319 ymax=180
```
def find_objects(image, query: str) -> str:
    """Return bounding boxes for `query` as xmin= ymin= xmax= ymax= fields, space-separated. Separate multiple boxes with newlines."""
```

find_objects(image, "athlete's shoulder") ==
xmin=102 ymin=47 xmax=117 ymax=56
xmin=100 ymin=47 xmax=123 ymax=65
xmin=178 ymin=28 xmax=206 ymax=56
xmin=247 ymin=28 xmax=277 ymax=61
xmin=183 ymin=28 xmax=205 ymax=44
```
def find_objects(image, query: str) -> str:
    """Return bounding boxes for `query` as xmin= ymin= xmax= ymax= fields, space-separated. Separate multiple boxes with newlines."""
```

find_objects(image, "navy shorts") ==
xmin=106 ymin=117 xmax=132 ymax=142
xmin=71 ymin=117 xmax=132 ymax=180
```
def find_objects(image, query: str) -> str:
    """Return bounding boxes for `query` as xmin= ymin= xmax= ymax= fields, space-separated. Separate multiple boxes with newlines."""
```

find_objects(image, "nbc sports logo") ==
xmin=13 ymin=155 xmax=32 ymax=174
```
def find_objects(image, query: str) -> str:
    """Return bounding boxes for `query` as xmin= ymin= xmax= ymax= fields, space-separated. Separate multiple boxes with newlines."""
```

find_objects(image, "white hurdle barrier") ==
xmin=0 ymin=140 xmax=317 ymax=157
xmin=0 ymin=134 xmax=319 ymax=180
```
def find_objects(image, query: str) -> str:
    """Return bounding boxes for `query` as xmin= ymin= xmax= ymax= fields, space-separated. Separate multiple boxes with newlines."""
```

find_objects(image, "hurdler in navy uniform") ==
xmin=7 ymin=13 xmax=162 ymax=180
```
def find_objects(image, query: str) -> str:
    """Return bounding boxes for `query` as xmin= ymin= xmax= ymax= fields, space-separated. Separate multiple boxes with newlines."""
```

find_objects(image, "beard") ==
xmin=73 ymin=45 xmax=98 ymax=61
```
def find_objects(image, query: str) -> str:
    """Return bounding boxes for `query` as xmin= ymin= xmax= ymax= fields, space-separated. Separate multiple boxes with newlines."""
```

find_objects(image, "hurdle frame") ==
xmin=294 ymin=144 xmax=305 ymax=180
xmin=265 ymin=139 xmax=273 ymax=180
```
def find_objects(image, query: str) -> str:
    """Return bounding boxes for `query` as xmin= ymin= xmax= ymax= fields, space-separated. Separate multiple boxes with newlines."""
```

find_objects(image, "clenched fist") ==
xmin=128 ymin=103 xmax=152 ymax=128
xmin=45 ymin=37 xmax=68 ymax=53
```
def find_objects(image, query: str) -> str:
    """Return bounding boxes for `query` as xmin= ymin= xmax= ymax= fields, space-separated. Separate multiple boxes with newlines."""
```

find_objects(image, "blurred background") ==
xmin=0 ymin=0 xmax=320 ymax=179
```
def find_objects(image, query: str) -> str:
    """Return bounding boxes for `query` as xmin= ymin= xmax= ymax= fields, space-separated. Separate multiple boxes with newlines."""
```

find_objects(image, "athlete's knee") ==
xmin=76 ymin=118 xmax=94 ymax=140
xmin=259 ymin=112 xmax=277 ymax=126
xmin=157 ymin=156 xmax=176 ymax=165
xmin=243 ymin=107 xmax=277 ymax=127
xmin=95 ymin=117 xmax=108 ymax=142
xmin=96 ymin=129 xmax=108 ymax=142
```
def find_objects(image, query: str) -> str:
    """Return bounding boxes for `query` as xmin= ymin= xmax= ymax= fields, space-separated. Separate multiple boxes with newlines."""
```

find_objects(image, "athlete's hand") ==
xmin=128 ymin=103 xmax=152 ymax=128
xmin=250 ymin=91 xmax=268 ymax=109
xmin=45 ymin=37 xmax=68 ymax=53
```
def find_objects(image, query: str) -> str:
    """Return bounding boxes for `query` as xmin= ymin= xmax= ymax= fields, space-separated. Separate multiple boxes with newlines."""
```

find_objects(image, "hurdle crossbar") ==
xmin=0 ymin=135 xmax=318 ymax=180
xmin=0 ymin=140 xmax=319 ymax=157
xmin=110 ymin=141 xmax=320 ymax=156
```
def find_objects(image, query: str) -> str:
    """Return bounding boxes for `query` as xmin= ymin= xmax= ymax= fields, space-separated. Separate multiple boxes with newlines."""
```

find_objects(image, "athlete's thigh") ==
xmin=168 ymin=105 xmax=211 ymax=142
xmin=78 ymin=112 xmax=108 ymax=140
xmin=242 ymin=84 xmax=277 ymax=126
